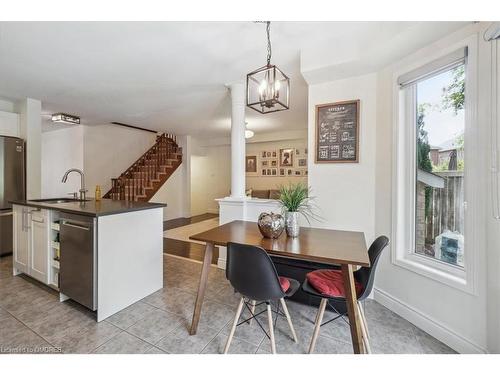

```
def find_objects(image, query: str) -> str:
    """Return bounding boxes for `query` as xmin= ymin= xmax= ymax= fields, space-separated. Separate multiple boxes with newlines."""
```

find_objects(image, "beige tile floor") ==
xmin=0 ymin=254 xmax=455 ymax=354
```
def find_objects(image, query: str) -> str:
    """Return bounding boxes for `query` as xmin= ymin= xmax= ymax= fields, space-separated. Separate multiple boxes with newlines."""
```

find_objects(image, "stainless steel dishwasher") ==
xmin=60 ymin=213 xmax=97 ymax=311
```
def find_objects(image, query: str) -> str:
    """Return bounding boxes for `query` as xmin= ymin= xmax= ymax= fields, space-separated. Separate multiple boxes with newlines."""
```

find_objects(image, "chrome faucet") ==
xmin=62 ymin=168 xmax=87 ymax=200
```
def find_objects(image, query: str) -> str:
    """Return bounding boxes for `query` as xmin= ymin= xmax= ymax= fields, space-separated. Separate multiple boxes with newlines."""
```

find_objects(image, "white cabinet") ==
xmin=29 ymin=210 xmax=49 ymax=283
xmin=0 ymin=110 xmax=20 ymax=137
xmin=13 ymin=205 xmax=29 ymax=274
xmin=12 ymin=205 xmax=50 ymax=284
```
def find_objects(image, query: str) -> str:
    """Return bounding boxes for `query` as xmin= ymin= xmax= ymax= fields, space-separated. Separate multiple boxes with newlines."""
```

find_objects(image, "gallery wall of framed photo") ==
xmin=245 ymin=138 xmax=308 ymax=190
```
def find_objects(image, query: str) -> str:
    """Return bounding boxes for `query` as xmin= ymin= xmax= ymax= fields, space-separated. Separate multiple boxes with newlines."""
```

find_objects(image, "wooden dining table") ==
xmin=188 ymin=220 xmax=369 ymax=354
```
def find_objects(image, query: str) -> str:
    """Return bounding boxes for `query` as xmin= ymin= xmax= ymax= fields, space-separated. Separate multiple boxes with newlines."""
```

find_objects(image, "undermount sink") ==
xmin=30 ymin=198 xmax=91 ymax=204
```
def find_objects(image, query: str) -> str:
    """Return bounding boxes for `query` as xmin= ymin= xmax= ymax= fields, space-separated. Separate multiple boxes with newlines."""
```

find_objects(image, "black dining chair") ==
xmin=302 ymin=235 xmax=389 ymax=354
xmin=224 ymin=242 xmax=300 ymax=354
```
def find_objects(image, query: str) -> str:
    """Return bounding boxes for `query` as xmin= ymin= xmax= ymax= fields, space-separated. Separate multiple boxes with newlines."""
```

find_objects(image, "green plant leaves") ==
xmin=277 ymin=182 xmax=322 ymax=224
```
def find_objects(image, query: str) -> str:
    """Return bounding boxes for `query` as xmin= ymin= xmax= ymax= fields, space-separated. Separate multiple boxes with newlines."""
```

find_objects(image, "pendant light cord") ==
xmin=254 ymin=21 xmax=273 ymax=66
xmin=266 ymin=21 xmax=272 ymax=66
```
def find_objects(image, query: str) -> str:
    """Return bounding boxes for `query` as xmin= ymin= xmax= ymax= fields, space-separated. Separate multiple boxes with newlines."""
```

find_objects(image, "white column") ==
xmin=229 ymin=82 xmax=246 ymax=199
xmin=16 ymin=98 xmax=42 ymax=199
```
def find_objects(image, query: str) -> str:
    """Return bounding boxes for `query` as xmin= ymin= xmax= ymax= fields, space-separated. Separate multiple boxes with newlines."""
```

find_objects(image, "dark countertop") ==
xmin=10 ymin=198 xmax=166 ymax=217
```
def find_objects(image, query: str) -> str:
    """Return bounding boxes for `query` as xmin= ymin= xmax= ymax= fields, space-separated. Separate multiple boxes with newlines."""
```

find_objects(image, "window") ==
xmin=414 ymin=67 xmax=465 ymax=267
xmin=392 ymin=42 xmax=479 ymax=292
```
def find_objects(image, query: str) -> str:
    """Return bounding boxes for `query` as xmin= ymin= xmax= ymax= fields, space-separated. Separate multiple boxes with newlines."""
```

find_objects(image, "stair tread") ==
xmin=106 ymin=133 xmax=182 ymax=202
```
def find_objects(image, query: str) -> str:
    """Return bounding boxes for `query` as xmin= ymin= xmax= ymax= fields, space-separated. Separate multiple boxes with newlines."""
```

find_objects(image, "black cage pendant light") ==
xmin=246 ymin=22 xmax=290 ymax=114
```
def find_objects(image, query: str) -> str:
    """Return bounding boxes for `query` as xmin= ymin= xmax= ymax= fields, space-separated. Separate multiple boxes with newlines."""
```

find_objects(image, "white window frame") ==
xmin=391 ymin=35 xmax=481 ymax=294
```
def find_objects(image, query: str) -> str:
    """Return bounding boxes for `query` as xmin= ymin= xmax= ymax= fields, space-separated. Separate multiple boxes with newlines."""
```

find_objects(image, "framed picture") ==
xmin=262 ymin=169 xmax=266 ymax=176
xmin=266 ymin=151 xmax=272 ymax=158
xmin=271 ymin=168 xmax=277 ymax=176
xmin=287 ymin=169 xmax=293 ymax=176
xmin=294 ymin=170 xmax=301 ymax=176
xmin=280 ymin=148 xmax=294 ymax=167
xmin=246 ymin=156 xmax=257 ymax=173
xmin=315 ymin=100 xmax=360 ymax=163
xmin=279 ymin=168 xmax=285 ymax=176
xmin=267 ymin=169 xmax=272 ymax=176
xmin=298 ymin=158 xmax=307 ymax=167
xmin=271 ymin=159 xmax=277 ymax=167
xmin=262 ymin=160 xmax=268 ymax=167
xmin=272 ymin=151 xmax=277 ymax=158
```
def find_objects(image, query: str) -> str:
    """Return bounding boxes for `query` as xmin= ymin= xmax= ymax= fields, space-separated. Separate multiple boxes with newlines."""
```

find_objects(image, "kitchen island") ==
xmin=10 ymin=198 xmax=165 ymax=322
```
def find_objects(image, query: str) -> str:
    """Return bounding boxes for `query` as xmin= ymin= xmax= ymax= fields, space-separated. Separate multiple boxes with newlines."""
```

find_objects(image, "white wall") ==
xmin=41 ymin=126 xmax=84 ymax=198
xmin=307 ymin=73 xmax=377 ymax=243
xmin=373 ymin=24 xmax=491 ymax=354
xmin=40 ymin=124 xmax=192 ymax=221
xmin=0 ymin=100 xmax=19 ymax=137
xmin=190 ymin=138 xmax=231 ymax=215
xmin=190 ymin=153 xmax=210 ymax=216
xmin=83 ymin=124 xmax=157 ymax=194
xmin=0 ymin=99 xmax=15 ymax=113
xmin=150 ymin=167 xmax=185 ymax=220
xmin=40 ymin=123 xmax=156 ymax=199
xmin=16 ymin=98 xmax=42 ymax=199
xmin=190 ymin=134 xmax=309 ymax=215
xmin=303 ymin=22 xmax=499 ymax=353
xmin=486 ymin=34 xmax=500 ymax=354
xmin=246 ymin=138 xmax=308 ymax=191
xmin=150 ymin=136 xmax=191 ymax=220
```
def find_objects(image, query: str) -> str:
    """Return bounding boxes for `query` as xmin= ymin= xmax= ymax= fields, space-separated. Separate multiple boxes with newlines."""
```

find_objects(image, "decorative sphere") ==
xmin=257 ymin=212 xmax=285 ymax=239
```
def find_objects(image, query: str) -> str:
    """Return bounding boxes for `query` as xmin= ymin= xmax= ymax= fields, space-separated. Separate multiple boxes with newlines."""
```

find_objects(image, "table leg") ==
xmin=341 ymin=263 xmax=365 ymax=354
xmin=189 ymin=242 xmax=214 ymax=335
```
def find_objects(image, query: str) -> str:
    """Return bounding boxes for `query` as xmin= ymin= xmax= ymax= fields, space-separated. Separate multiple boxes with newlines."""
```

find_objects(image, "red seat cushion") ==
xmin=279 ymin=276 xmax=290 ymax=292
xmin=306 ymin=269 xmax=363 ymax=298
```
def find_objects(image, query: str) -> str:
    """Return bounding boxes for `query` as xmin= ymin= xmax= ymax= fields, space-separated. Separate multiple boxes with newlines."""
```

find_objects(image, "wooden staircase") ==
xmin=103 ymin=133 xmax=182 ymax=202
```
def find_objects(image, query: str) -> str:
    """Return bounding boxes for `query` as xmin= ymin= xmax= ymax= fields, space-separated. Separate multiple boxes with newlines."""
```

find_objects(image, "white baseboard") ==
xmin=217 ymin=257 xmax=226 ymax=270
xmin=207 ymin=208 xmax=219 ymax=214
xmin=373 ymin=287 xmax=487 ymax=354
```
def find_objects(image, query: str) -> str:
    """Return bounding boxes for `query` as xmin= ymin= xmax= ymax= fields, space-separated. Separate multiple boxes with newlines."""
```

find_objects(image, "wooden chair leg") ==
xmin=361 ymin=328 xmax=371 ymax=354
xmin=358 ymin=302 xmax=370 ymax=338
xmin=223 ymin=297 xmax=245 ymax=354
xmin=190 ymin=242 xmax=214 ymax=335
xmin=267 ymin=303 xmax=276 ymax=354
xmin=248 ymin=300 xmax=256 ymax=325
xmin=280 ymin=298 xmax=298 ymax=343
xmin=358 ymin=301 xmax=371 ymax=354
xmin=308 ymin=298 xmax=327 ymax=354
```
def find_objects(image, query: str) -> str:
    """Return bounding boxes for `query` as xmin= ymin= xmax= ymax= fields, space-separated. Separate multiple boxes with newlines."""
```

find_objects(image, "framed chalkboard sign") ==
xmin=315 ymin=100 xmax=360 ymax=163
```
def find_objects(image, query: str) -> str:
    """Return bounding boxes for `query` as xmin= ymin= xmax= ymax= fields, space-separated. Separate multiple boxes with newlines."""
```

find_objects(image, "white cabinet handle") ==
xmin=21 ymin=208 xmax=26 ymax=231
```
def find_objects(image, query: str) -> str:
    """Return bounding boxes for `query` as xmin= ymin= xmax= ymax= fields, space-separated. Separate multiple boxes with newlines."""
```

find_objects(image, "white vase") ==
xmin=285 ymin=211 xmax=300 ymax=237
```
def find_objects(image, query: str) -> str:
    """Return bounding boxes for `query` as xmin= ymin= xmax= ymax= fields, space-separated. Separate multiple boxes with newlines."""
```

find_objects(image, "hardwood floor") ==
xmin=163 ymin=213 xmax=218 ymax=230
xmin=163 ymin=213 xmax=219 ymax=264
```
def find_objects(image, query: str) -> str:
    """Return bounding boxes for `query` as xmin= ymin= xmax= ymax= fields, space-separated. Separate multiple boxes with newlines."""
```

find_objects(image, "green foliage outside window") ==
xmin=416 ymin=104 xmax=433 ymax=218
xmin=441 ymin=66 xmax=465 ymax=114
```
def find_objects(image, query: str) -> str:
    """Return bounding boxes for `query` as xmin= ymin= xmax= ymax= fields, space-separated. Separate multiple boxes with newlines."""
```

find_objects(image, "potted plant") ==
xmin=277 ymin=183 xmax=318 ymax=237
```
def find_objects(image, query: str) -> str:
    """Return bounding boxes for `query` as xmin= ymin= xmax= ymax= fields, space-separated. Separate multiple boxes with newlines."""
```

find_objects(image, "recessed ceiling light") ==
xmin=244 ymin=121 xmax=254 ymax=139
xmin=245 ymin=129 xmax=255 ymax=139
xmin=51 ymin=113 xmax=80 ymax=125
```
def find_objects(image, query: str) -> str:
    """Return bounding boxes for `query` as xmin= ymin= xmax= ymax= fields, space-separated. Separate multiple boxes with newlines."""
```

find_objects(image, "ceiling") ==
xmin=0 ymin=22 xmax=468 ymax=137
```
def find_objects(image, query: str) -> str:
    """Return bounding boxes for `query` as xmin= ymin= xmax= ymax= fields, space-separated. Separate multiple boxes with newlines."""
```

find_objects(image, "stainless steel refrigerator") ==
xmin=0 ymin=136 xmax=25 ymax=256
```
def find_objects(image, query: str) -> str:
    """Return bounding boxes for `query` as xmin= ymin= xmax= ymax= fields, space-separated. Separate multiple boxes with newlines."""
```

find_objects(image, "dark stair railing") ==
xmin=103 ymin=133 xmax=182 ymax=202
